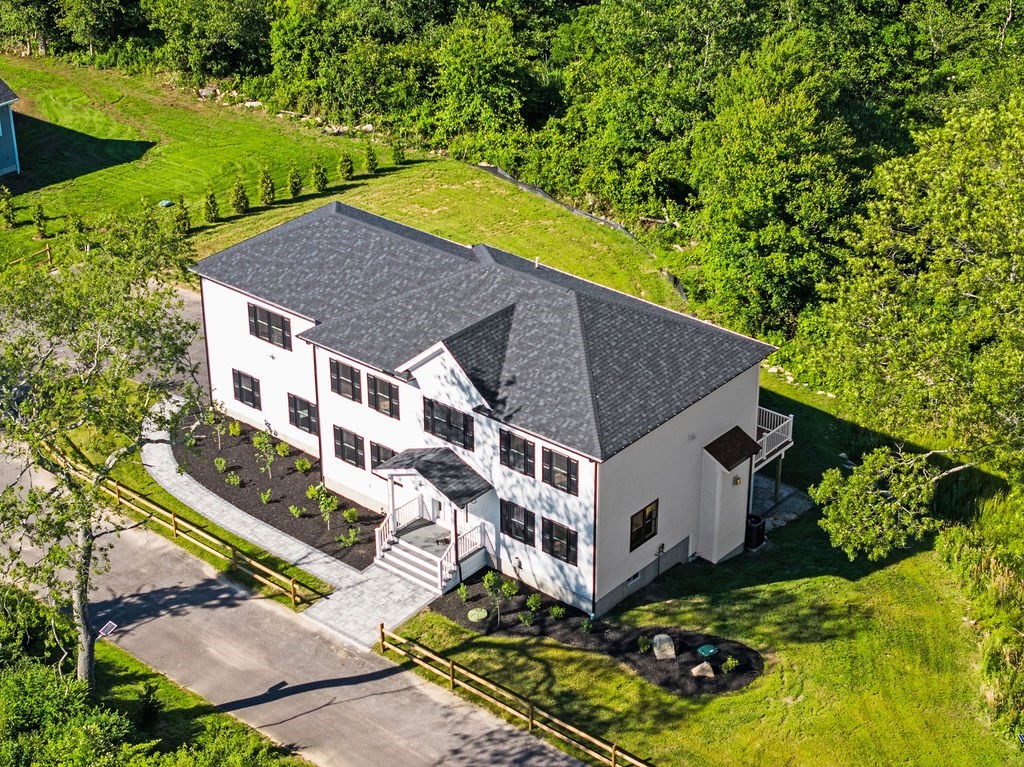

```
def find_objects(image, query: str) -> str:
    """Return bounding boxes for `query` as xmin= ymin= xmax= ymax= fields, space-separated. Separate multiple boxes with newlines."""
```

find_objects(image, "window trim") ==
xmin=287 ymin=393 xmax=319 ymax=435
xmin=499 ymin=430 xmax=535 ymax=477
xmin=231 ymin=369 xmax=262 ymax=410
xmin=333 ymin=426 xmax=365 ymax=469
xmin=541 ymin=518 xmax=578 ymax=566
xmin=367 ymin=374 xmax=400 ymax=419
xmin=499 ymin=499 xmax=536 ymax=547
xmin=247 ymin=303 xmax=292 ymax=351
xmin=329 ymin=359 xmax=362 ymax=403
xmin=369 ymin=442 xmax=396 ymax=470
xmin=541 ymin=447 xmax=579 ymax=496
xmin=629 ymin=500 xmax=659 ymax=551
xmin=423 ymin=397 xmax=475 ymax=451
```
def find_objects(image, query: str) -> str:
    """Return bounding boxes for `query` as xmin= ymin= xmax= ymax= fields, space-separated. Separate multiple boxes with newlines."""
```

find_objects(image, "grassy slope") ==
xmin=2 ymin=56 xmax=1017 ymax=765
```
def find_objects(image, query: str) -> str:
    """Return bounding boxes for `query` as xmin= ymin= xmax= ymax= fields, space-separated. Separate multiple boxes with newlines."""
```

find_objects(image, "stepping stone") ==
xmin=652 ymin=633 xmax=676 ymax=660
xmin=467 ymin=608 xmax=488 ymax=623
xmin=691 ymin=661 xmax=715 ymax=678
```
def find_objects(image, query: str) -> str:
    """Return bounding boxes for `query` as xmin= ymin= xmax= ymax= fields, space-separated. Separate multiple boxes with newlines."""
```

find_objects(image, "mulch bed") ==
xmin=430 ymin=570 xmax=763 ymax=696
xmin=171 ymin=417 xmax=382 ymax=571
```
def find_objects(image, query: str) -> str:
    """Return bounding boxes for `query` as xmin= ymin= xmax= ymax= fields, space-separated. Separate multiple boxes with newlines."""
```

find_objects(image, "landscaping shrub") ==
xmin=456 ymin=582 xmax=468 ymax=602
xmin=364 ymin=143 xmax=378 ymax=175
xmin=337 ymin=152 xmax=354 ymax=182
xmin=252 ymin=431 xmax=276 ymax=478
xmin=294 ymin=457 xmax=311 ymax=474
xmin=548 ymin=605 xmax=565 ymax=621
xmin=525 ymin=593 xmax=542 ymax=612
xmin=258 ymin=166 xmax=275 ymax=206
xmin=389 ymin=142 xmax=405 ymax=166
xmin=287 ymin=161 xmax=303 ymax=198
xmin=342 ymin=507 xmax=359 ymax=524
xmin=229 ymin=176 xmax=249 ymax=215
xmin=274 ymin=441 xmax=290 ymax=458
xmin=225 ymin=471 xmax=240 ymax=486
xmin=31 ymin=203 xmax=47 ymax=239
xmin=213 ymin=456 xmax=227 ymax=473
xmin=500 ymin=578 xmax=519 ymax=599
xmin=337 ymin=527 xmax=358 ymax=547
xmin=203 ymin=188 xmax=220 ymax=223
xmin=259 ymin=488 xmax=272 ymax=504
xmin=310 ymin=157 xmax=328 ymax=193
xmin=288 ymin=504 xmax=305 ymax=518
xmin=171 ymin=195 xmax=190 ymax=235
xmin=519 ymin=610 xmax=535 ymax=626
xmin=0 ymin=185 xmax=14 ymax=228
xmin=580 ymin=617 xmax=592 ymax=633
xmin=637 ymin=635 xmax=652 ymax=653
xmin=722 ymin=655 xmax=739 ymax=673
xmin=227 ymin=420 xmax=241 ymax=437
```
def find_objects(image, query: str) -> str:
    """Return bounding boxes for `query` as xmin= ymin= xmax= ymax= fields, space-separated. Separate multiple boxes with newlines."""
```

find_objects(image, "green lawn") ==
xmin=0 ymin=57 xmax=679 ymax=310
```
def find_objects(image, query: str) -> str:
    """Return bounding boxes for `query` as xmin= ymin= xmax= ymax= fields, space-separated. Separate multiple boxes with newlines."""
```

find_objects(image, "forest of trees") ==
xmin=1 ymin=0 xmax=1023 ymax=734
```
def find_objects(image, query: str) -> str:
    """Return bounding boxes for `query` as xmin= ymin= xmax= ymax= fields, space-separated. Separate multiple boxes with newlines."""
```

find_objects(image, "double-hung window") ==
xmin=330 ymin=359 xmax=361 ymax=402
xmin=287 ymin=394 xmax=319 ymax=435
xmin=541 ymin=518 xmax=578 ymax=566
xmin=369 ymin=442 xmax=396 ymax=469
xmin=422 ymin=398 xmax=474 ymax=450
xmin=499 ymin=430 xmax=534 ymax=476
xmin=247 ymin=303 xmax=292 ymax=350
xmin=232 ymin=369 xmax=261 ymax=410
xmin=367 ymin=374 xmax=400 ymax=419
xmin=500 ymin=500 xmax=536 ymax=546
xmin=541 ymin=448 xmax=578 ymax=495
xmin=629 ymin=500 xmax=659 ymax=551
xmin=333 ymin=426 xmax=365 ymax=468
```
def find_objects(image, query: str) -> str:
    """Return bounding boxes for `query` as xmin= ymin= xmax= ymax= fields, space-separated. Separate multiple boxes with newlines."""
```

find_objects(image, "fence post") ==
xmin=611 ymin=744 xmax=618 ymax=767
xmin=45 ymin=243 xmax=52 ymax=266
xmin=171 ymin=511 xmax=178 ymax=538
xmin=114 ymin=481 xmax=121 ymax=505
xmin=290 ymin=577 xmax=298 ymax=606
xmin=528 ymin=702 xmax=534 ymax=731
xmin=379 ymin=622 xmax=385 ymax=650
xmin=449 ymin=659 xmax=455 ymax=691
xmin=230 ymin=546 xmax=237 ymax=570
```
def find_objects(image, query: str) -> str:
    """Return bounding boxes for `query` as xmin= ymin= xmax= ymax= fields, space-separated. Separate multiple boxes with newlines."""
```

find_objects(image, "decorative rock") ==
xmin=652 ymin=633 xmax=676 ymax=660
xmin=691 ymin=661 xmax=715 ymax=678
xmin=467 ymin=608 xmax=488 ymax=623
xmin=198 ymin=86 xmax=217 ymax=99
xmin=243 ymin=100 xmax=263 ymax=108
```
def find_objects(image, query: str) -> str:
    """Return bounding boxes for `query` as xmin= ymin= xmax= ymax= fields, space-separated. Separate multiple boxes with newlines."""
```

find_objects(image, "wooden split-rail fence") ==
xmin=7 ymin=243 xmax=53 ymax=268
xmin=56 ymin=454 xmax=323 ymax=607
xmin=378 ymin=625 xmax=656 ymax=767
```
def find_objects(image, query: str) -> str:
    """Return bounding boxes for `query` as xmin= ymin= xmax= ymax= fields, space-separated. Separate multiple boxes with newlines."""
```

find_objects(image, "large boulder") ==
xmin=691 ymin=661 xmax=715 ymax=678
xmin=652 ymin=633 xmax=676 ymax=660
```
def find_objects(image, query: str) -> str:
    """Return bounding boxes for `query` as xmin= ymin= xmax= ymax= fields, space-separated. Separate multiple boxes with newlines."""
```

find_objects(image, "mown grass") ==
xmin=61 ymin=426 xmax=332 ymax=609
xmin=95 ymin=640 xmax=309 ymax=763
xmin=0 ymin=56 xmax=679 ymax=310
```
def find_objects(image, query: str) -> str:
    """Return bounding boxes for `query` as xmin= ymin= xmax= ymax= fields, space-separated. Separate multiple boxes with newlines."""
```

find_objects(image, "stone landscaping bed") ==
xmin=172 ymin=417 xmax=381 ymax=571
xmin=429 ymin=569 xmax=763 ymax=696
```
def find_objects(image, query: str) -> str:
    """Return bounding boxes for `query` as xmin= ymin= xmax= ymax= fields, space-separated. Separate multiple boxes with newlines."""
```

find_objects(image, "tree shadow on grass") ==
xmin=6 ymin=114 xmax=154 ymax=195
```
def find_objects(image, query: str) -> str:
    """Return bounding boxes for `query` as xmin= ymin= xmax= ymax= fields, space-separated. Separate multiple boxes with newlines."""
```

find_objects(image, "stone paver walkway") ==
xmin=141 ymin=427 xmax=435 ymax=649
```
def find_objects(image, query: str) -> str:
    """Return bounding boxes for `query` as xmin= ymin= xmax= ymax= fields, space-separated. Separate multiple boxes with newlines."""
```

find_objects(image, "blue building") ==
xmin=0 ymin=77 xmax=19 ymax=176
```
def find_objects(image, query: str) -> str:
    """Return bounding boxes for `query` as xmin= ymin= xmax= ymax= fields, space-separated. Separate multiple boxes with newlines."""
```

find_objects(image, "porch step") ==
xmin=377 ymin=540 xmax=447 ymax=592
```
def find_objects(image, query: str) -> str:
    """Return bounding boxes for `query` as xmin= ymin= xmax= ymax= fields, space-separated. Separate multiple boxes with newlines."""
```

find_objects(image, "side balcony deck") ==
xmin=753 ymin=406 xmax=794 ymax=471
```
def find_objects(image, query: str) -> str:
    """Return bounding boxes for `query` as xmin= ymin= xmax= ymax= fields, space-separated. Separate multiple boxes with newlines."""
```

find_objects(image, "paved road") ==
xmin=94 ymin=525 xmax=581 ymax=766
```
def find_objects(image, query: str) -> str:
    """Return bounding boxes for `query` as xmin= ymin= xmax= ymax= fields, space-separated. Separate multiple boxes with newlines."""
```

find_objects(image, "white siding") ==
xmin=201 ymin=279 xmax=320 ymax=456
xmin=594 ymin=364 xmax=760 ymax=610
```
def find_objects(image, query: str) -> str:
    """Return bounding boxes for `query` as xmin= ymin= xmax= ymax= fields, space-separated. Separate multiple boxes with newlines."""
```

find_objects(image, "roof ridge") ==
xmin=573 ymin=292 xmax=608 ymax=459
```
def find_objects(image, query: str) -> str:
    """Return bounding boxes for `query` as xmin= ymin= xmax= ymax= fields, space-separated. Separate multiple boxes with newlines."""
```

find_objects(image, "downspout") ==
xmin=747 ymin=456 xmax=755 ymax=516
xmin=310 ymin=342 xmax=326 ymax=482
xmin=590 ymin=459 xmax=599 ymax=618
xmin=453 ymin=502 xmax=462 ymax=582
xmin=9 ymin=106 xmax=20 ymax=174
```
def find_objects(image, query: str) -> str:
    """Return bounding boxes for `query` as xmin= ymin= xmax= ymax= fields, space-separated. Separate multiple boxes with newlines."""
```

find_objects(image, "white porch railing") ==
xmin=375 ymin=496 xmax=427 ymax=560
xmin=438 ymin=525 xmax=484 ymax=590
xmin=754 ymin=406 xmax=794 ymax=470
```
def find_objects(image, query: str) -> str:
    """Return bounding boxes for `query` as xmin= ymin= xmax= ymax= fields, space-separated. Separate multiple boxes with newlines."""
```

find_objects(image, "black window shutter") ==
xmin=568 ymin=528 xmax=578 ymax=565
xmin=542 ymin=449 xmax=552 ymax=484
xmin=525 ymin=440 xmax=535 ymax=476
xmin=499 ymin=431 xmax=509 ymax=465
xmin=251 ymin=377 xmax=261 ymax=409
xmin=390 ymin=382 xmax=399 ymax=418
xmin=525 ymin=510 xmax=535 ymax=544
xmin=355 ymin=435 xmax=364 ymax=467
xmin=499 ymin=500 xmax=510 ymax=535
xmin=568 ymin=459 xmax=579 ymax=495
xmin=247 ymin=305 xmax=258 ymax=336
xmin=465 ymin=413 xmax=474 ymax=450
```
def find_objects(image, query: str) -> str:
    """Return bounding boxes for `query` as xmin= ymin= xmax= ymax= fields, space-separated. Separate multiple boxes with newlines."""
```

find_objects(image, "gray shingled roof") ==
xmin=374 ymin=448 xmax=492 ymax=507
xmin=194 ymin=202 xmax=774 ymax=460
xmin=0 ymin=77 xmax=16 ymax=106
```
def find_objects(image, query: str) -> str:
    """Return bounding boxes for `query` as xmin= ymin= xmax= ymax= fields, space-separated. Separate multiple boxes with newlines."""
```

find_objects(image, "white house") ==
xmin=194 ymin=202 xmax=793 ymax=615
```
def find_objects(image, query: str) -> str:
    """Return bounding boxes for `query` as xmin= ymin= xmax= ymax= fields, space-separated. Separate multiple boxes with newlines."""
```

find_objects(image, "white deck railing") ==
xmin=375 ymin=497 xmax=428 ymax=559
xmin=754 ymin=406 xmax=794 ymax=470
xmin=438 ymin=525 xmax=484 ymax=590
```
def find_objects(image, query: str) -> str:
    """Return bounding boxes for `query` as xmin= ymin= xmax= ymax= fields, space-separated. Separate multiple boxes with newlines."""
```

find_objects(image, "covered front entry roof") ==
xmin=374 ymin=447 xmax=492 ymax=508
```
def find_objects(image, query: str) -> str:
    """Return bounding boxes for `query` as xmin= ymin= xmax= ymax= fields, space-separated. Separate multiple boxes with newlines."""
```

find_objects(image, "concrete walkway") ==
xmin=141 ymin=427 xmax=436 ymax=649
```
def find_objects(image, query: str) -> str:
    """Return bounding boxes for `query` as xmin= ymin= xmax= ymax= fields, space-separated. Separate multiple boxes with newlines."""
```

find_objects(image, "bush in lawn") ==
xmin=289 ymin=504 xmax=305 ymax=518
xmin=136 ymin=680 xmax=163 ymax=730
xmin=227 ymin=420 xmax=242 ymax=437
xmin=364 ymin=143 xmax=378 ymax=175
xmin=342 ymin=507 xmax=359 ymax=524
xmin=203 ymin=187 xmax=220 ymax=223
xmin=259 ymin=488 xmax=272 ymax=504
xmin=31 ymin=203 xmax=47 ymax=239
xmin=229 ymin=176 xmax=249 ymax=215
xmin=287 ymin=161 xmax=303 ymax=198
xmin=0 ymin=185 xmax=15 ymax=228
xmin=310 ymin=157 xmax=328 ymax=193
xmin=257 ymin=166 xmax=275 ymax=206
xmin=337 ymin=152 xmax=354 ymax=182
xmin=225 ymin=471 xmax=241 ymax=486
xmin=252 ymin=430 xmax=276 ymax=478
xmin=171 ymin=195 xmax=190 ymax=235
xmin=213 ymin=456 xmax=227 ymax=473
xmin=275 ymin=441 xmax=290 ymax=458
xmin=0 ymin=587 xmax=74 ymax=668
xmin=294 ymin=456 xmax=312 ymax=473
xmin=389 ymin=141 xmax=405 ymax=166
